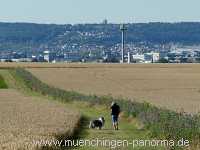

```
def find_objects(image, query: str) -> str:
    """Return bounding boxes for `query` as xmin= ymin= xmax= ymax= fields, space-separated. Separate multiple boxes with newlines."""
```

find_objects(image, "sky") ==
xmin=0 ymin=0 xmax=200 ymax=24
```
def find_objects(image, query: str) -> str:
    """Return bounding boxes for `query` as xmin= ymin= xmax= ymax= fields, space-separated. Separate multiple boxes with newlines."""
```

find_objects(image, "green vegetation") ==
xmin=65 ymin=102 xmax=163 ymax=150
xmin=0 ymin=74 xmax=8 ymax=88
xmin=1 ymin=22 xmax=200 ymax=51
xmin=3 ymin=69 xmax=160 ymax=150
xmin=157 ymin=58 xmax=169 ymax=63
xmin=10 ymin=68 xmax=200 ymax=149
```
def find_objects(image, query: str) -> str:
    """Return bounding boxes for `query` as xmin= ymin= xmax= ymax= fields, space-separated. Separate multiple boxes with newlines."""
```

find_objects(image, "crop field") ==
xmin=1 ymin=64 xmax=200 ymax=149
xmin=0 ymin=89 xmax=80 ymax=150
xmin=26 ymin=63 xmax=200 ymax=113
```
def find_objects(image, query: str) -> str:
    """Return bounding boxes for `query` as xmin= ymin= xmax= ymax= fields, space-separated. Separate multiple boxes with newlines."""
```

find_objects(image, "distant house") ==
xmin=43 ymin=51 xmax=56 ymax=62
xmin=132 ymin=52 xmax=160 ymax=63
xmin=132 ymin=54 xmax=145 ymax=63
xmin=145 ymin=52 xmax=160 ymax=63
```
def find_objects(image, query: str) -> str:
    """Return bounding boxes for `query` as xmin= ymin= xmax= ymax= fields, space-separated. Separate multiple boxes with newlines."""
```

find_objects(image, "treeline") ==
xmin=71 ymin=22 xmax=200 ymax=44
xmin=1 ymin=22 xmax=200 ymax=50
xmin=0 ymin=22 xmax=66 ymax=44
xmin=11 ymin=68 xmax=200 ymax=149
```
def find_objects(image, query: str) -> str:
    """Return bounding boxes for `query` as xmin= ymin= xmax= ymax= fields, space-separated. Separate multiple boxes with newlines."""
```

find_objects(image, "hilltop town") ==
xmin=1 ymin=21 xmax=200 ymax=63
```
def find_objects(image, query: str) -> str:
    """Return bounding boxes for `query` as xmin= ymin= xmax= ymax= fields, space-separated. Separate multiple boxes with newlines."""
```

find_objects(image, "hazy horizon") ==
xmin=0 ymin=0 xmax=200 ymax=24
xmin=1 ymin=20 xmax=200 ymax=25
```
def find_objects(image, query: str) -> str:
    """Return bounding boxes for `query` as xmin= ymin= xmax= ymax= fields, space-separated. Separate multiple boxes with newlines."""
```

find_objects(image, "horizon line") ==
xmin=1 ymin=20 xmax=200 ymax=25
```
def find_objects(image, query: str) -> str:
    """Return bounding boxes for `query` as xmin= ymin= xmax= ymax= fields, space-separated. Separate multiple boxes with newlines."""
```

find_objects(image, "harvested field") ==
xmin=27 ymin=64 xmax=200 ymax=113
xmin=0 ymin=89 xmax=80 ymax=150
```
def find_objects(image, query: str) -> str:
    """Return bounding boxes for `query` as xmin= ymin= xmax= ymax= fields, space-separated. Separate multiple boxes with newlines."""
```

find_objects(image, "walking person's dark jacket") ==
xmin=111 ymin=103 xmax=120 ymax=116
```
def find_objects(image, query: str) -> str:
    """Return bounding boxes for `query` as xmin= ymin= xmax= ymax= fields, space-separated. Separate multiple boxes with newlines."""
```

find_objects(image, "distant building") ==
xmin=132 ymin=52 xmax=160 ymax=63
xmin=144 ymin=52 xmax=160 ymax=63
xmin=132 ymin=54 xmax=145 ymax=63
xmin=11 ymin=58 xmax=32 ymax=62
xmin=43 ymin=51 xmax=56 ymax=62
xmin=64 ymin=52 xmax=81 ymax=62
xmin=151 ymin=52 xmax=160 ymax=62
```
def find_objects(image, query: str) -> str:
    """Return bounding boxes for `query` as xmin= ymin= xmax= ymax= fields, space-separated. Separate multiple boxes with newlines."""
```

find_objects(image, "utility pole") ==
xmin=120 ymin=24 xmax=127 ymax=63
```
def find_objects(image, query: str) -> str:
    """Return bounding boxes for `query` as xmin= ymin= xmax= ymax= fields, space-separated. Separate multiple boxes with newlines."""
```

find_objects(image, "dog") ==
xmin=89 ymin=117 xmax=105 ymax=130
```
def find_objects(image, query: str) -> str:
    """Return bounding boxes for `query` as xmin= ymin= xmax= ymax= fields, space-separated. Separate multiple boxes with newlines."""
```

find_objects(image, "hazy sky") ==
xmin=0 ymin=0 xmax=200 ymax=24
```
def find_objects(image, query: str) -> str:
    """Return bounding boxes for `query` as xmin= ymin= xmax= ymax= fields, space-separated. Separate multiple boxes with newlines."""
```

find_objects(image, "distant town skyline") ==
xmin=0 ymin=0 xmax=200 ymax=24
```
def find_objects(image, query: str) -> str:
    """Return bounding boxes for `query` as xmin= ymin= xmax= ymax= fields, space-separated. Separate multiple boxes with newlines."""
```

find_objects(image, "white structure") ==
xmin=145 ymin=52 xmax=160 ymax=63
xmin=44 ymin=51 xmax=50 ymax=62
xmin=43 ymin=51 xmax=56 ymax=62
xmin=11 ymin=58 xmax=32 ymax=62
xmin=132 ymin=52 xmax=160 ymax=63
xmin=151 ymin=52 xmax=160 ymax=62
xmin=127 ymin=52 xmax=131 ymax=64
xmin=132 ymin=54 xmax=145 ymax=63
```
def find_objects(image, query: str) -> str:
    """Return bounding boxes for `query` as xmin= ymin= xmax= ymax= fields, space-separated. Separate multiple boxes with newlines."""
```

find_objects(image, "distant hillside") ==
xmin=0 ymin=23 xmax=66 ymax=44
xmin=1 ymin=22 xmax=200 ymax=51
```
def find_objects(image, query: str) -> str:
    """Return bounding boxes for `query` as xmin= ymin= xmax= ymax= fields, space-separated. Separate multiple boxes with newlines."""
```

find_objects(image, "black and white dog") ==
xmin=89 ymin=117 xmax=105 ymax=130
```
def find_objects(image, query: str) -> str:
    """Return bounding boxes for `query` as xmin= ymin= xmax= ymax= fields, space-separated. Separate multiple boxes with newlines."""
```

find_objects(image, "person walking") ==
xmin=110 ymin=102 xmax=120 ymax=130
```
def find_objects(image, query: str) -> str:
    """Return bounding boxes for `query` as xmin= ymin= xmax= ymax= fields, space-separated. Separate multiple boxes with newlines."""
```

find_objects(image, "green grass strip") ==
xmin=10 ymin=68 xmax=200 ymax=149
xmin=0 ymin=74 xmax=8 ymax=89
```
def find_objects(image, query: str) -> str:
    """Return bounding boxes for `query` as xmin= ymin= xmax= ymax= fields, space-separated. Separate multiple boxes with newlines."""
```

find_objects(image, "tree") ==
xmin=158 ymin=58 xmax=169 ymax=63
